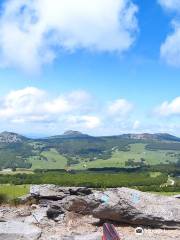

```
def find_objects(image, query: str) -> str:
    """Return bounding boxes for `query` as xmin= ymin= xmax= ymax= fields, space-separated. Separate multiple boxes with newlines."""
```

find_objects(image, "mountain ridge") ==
xmin=0 ymin=130 xmax=180 ymax=142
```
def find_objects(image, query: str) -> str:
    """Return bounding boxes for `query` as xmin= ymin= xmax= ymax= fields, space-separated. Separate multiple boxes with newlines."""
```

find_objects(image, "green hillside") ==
xmin=0 ymin=131 xmax=180 ymax=170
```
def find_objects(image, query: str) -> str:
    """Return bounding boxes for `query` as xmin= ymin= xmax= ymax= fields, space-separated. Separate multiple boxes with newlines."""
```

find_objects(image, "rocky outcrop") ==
xmin=29 ymin=185 xmax=180 ymax=229
xmin=64 ymin=187 xmax=180 ymax=229
xmin=0 ymin=221 xmax=41 ymax=240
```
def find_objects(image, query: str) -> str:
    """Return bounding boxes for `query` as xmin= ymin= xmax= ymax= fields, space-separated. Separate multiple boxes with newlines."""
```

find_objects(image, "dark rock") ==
xmin=47 ymin=205 xmax=64 ymax=220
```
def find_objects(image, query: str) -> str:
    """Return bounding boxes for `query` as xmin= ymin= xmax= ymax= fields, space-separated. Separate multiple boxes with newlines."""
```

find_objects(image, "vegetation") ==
xmin=0 ymin=184 xmax=29 ymax=203
xmin=0 ymin=171 xmax=168 ymax=188
xmin=0 ymin=131 xmax=180 ymax=170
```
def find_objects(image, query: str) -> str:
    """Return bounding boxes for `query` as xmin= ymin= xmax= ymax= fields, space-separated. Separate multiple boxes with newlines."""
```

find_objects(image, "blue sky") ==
xmin=0 ymin=0 xmax=180 ymax=137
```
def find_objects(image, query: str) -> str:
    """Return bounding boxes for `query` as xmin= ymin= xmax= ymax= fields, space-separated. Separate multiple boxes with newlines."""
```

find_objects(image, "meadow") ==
xmin=72 ymin=144 xmax=179 ymax=170
xmin=0 ymin=184 xmax=29 ymax=200
xmin=29 ymin=148 xmax=67 ymax=169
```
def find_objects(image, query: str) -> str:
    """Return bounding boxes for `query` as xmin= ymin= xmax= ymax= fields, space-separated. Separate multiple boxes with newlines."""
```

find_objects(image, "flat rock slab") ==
xmin=30 ymin=185 xmax=92 ymax=200
xmin=0 ymin=221 xmax=41 ymax=240
xmin=60 ymin=233 xmax=101 ymax=240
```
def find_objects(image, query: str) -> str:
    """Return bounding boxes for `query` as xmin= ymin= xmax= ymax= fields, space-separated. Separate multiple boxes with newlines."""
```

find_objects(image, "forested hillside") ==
xmin=0 ymin=131 xmax=180 ymax=170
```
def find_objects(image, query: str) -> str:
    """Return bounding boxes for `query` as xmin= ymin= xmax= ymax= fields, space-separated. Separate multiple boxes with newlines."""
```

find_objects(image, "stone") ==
xmin=0 ymin=221 xmax=41 ymax=240
xmin=47 ymin=205 xmax=64 ymax=220
xmin=25 ymin=207 xmax=48 ymax=224
xmin=60 ymin=233 xmax=101 ymax=240
xmin=18 ymin=194 xmax=35 ymax=204
xmin=30 ymin=185 xmax=68 ymax=200
xmin=30 ymin=185 xmax=92 ymax=200
xmin=62 ymin=188 xmax=180 ymax=229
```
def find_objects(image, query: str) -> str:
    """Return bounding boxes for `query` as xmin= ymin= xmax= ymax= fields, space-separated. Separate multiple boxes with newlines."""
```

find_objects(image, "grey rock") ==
xmin=30 ymin=185 xmax=68 ymax=200
xmin=62 ymin=195 xmax=100 ymax=215
xmin=18 ymin=194 xmax=35 ymax=204
xmin=60 ymin=233 xmax=101 ymax=240
xmin=63 ymin=188 xmax=180 ymax=229
xmin=25 ymin=207 xmax=48 ymax=224
xmin=0 ymin=221 xmax=41 ymax=240
xmin=30 ymin=185 xmax=92 ymax=200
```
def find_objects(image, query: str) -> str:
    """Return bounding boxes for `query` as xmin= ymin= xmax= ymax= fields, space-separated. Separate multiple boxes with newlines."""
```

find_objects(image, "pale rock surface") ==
xmin=0 ymin=220 xmax=41 ymax=240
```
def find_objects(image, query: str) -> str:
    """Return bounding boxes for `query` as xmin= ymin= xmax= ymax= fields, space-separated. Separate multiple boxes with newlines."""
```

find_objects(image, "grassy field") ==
xmin=0 ymin=184 xmax=29 ymax=199
xmin=29 ymin=148 xmax=67 ymax=169
xmin=0 ymin=169 xmax=34 ymax=175
xmin=73 ymin=144 xmax=179 ymax=170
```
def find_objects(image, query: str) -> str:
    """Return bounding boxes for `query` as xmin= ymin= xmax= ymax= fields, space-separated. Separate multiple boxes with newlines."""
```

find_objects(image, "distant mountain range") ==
xmin=0 ymin=130 xmax=180 ymax=143
xmin=0 ymin=130 xmax=179 ymax=170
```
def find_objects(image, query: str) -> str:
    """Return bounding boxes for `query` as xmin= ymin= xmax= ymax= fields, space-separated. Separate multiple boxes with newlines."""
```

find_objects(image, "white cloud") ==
xmin=160 ymin=21 xmax=180 ymax=67
xmin=155 ymin=97 xmax=180 ymax=116
xmin=0 ymin=0 xmax=138 ymax=71
xmin=0 ymin=87 xmax=137 ymax=133
xmin=158 ymin=0 xmax=180 ymax=12
xmin=159 ymin=1 xmax=180 ymax=67
xmin=107 ymin=98 xmax=133 ymax=116
xmin=0 ymin=87 xmax=92 ymax=123
xmin=67 ymin=115 xmax=101 ymax=129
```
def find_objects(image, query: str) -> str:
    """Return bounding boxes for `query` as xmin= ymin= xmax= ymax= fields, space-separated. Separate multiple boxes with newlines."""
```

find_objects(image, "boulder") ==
xmin=62 ymin=188 xmax=180 ymax=229
xmin=30 ymin=185 xmax=68 ymax=200
xmin=30 ymin=185 xmax=92 ymax=200
xmin=0 ymin=221 xmax=41 ymax=240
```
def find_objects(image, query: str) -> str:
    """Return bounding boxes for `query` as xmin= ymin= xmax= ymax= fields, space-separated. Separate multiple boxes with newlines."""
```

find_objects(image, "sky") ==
xmin=0 ymin=0 xmax=180 ymax=137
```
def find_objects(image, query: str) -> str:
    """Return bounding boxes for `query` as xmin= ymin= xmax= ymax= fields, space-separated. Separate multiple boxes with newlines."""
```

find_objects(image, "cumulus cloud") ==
xmin=67 ymin=115 xmax=101 ymax=129
xmin=0 ymin=87 xmax=96 ymax=126
xmin=160 ymin=21 xmax=180 ymax=67
xmin=159 ymin=1 xmax=180 ymax=67
xmin=158 ymin=0 xmax=180 ymax=12
xmin=0 ymin=87 xmax=136 ymax=134
xmin=107 ymin=98 xmax=133 ymax=117
xmin=0 ymin=0 xmax=138 ymax=71
xmin=155 ymin=97 xmax=180 ymax=116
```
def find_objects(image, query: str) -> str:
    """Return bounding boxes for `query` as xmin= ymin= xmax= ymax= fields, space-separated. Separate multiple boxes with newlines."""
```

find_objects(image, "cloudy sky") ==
xmin=0 ymin=0 xmax=180 ymax=137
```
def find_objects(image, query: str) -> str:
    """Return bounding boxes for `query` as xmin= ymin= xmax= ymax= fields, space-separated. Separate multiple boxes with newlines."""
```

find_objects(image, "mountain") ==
xmin=0 ymin=130 xmax=180 ymax=170
xmin=0 ymin=131 xmax=28 ymax=143
xmin=119 ymin=133 xmax=180 ymax=142
xmin=48 ymin=130 xmax=92 ymax=139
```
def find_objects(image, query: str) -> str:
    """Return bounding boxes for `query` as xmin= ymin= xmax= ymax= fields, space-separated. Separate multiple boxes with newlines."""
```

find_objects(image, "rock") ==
xmin=60 ymin=233 xmax=101 ymax=240
xmin=25 ymin=207 xmax=48 ymax=224
xmin=30 ymin=185 xmax=68 ymax=200
xmin=47 ymin=205 xmax=64 ymax=220
xmin=18 ymin=194 xmax=35 ymax=204
xmin=174 ymin=194 xmax=180 ymax=199
xmin=0 ymin=221 xmax=41 ymax=240
xmin=30 ymin=185 xmax=92 ymax=200
xmin=63 ymin=188 xmax=180 ymax=229
xmin=62 ymin=195 xmax=100 ymax=215
xmin=69 ymin=187 xmax=92 ymax=196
